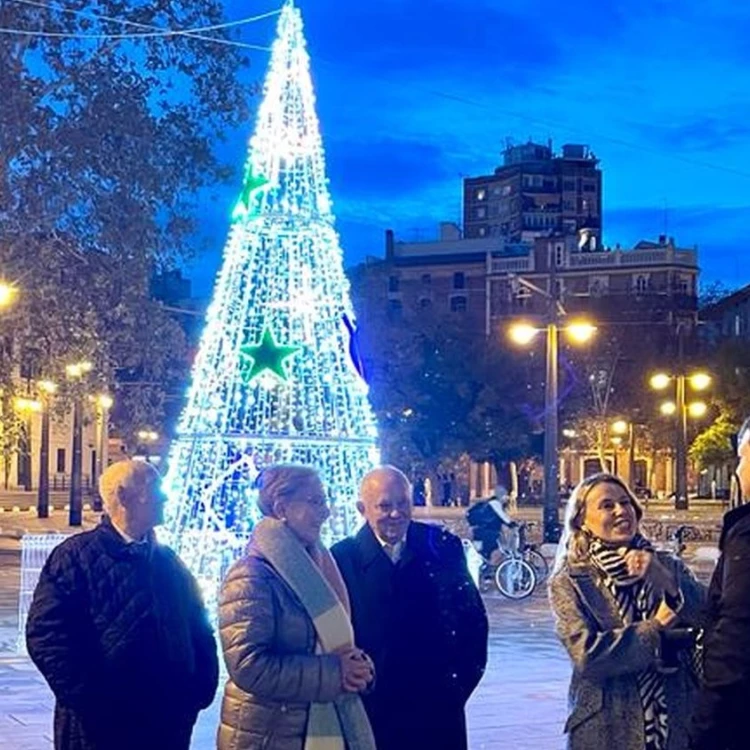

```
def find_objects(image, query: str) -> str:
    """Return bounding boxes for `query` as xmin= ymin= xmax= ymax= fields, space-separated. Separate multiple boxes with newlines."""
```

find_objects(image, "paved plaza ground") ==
xmin=0 ymin=510 xmax=721 ymax=750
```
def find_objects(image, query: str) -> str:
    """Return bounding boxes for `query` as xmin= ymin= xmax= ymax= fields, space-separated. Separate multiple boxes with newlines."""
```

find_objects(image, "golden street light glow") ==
xmin=97 ymin=394 xmax=114 ymax=410
xmin=688 ymin=401 xmax=708 ymax=418
xmin=611 ymin=436 xmax=623 ymax=446
xmin=611 ymin=419 xmax=629 ymax=435
xmin=562 ymin=428 xmax=577 ymax=439
xmin=0 ymin=282 xmax=18 ymax=308
xmin=15 ymin=397 xmax=41 ymax=412
xmin=508 ymin=322 xmax=539 ymax=346
xmin=37 ymin=380 xmax=58 ymax=395
xmin=660 ymin=401 xmax=677 ymax=416
xmin=66 ymin=360 xmax=93 ymax=379
xmin=565 ymin=320 xmax=597 ymax=344
xmin=689 ymin=372 xmax=712 ymax=391
xmin=138 ymin=430 xmax=159 ymax=442
xmin=650 ymin=373 xmax=671 ymax=390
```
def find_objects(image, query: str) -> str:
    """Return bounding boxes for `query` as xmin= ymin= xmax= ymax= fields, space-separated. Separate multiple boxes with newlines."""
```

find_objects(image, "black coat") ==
xmin=331 ymin=521 xmax=488 ymax=750
xmin=26 ymin=517 xmax=219 ymax=750
xmin=691 ymin=503 xmax=750 ymax=750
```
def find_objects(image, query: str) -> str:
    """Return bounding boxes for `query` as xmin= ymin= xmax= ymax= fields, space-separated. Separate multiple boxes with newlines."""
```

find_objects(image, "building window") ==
xmin=583 ymin=182 xmax=597 ymax=193
xmin=388 ymin=275 xmax=399 ymax=293
xmin=419 ymin=297 xmax=432 ymax=310
xmin=502 ymin=184 xmax=512 ymax=196
xmin=56 ymin=448 xmax=66 ymax=473
xmin=514 ymin=287 xmax=531 ymax=308
xmin=492 ymin=186 xmax=502 ymax=196
xmin=478 ymin=226 xmax=487 ymax=237
xmin=421 ymin=273 xmax=431 ymax=285
xmin=476 ymin=207 xmax=487 ymax=219
xmin=453 ymin=272 xmax=466 ymax=290
xmin=450 ymin=296 xmax=467 ymax=313
xmin=635 ymin=275 xmax=649 ymax=294
xmin=476 ymin=188 xmax=486 ymax=201
xmin=388 ymin=299 xmax=402 ymax=318
xmin=563 ymin=180 xmax=575 ymax=191
xmin=589 ymin=275 xmax=608 ymax=296
xmin=676 ymin=275 xmax=690 ymax=294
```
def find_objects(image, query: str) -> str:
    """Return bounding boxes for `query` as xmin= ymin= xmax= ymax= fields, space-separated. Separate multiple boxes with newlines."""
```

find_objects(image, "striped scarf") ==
xmin=589 ymin=534 xmax=669 ymax=750
xmin=252 ymin=518 xmax=376 ymax=750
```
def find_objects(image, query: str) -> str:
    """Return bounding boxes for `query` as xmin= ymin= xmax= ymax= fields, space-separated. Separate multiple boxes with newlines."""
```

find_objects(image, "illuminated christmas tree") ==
xmin=162 ymin=0 xmax=379 ymax=600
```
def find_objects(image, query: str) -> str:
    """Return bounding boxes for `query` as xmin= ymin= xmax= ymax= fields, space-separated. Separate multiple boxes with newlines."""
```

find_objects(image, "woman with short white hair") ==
xmin=217 ymin=464 xmax=376 ymax=750
xmin=549 ymin=473 xmax=706 ymax=750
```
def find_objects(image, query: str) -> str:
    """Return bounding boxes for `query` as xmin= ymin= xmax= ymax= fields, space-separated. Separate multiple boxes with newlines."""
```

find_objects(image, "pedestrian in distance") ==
xmin=691 ymin=417 xmax=750 ymax=750
xmin=550 ymin=473 xmax=706 ymax=750
xmin=217 ymin=464 xmax=376 ymax=750
xmin=332 ymin=465 xmax=488 ymax=750
xmin=26 ymin=459 xmax=219 ymax=750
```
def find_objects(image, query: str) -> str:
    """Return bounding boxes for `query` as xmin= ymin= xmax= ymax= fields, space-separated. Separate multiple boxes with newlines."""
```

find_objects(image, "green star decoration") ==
xmin=232 ymin=167 xmax=269 ymax=221
xmin=239 ymin=327 xmax=301 ymax=384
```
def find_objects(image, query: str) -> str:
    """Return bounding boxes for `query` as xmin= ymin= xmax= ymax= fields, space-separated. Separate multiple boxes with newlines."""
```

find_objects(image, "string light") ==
xmin=161 ymin=1 xmax=380 ymax=610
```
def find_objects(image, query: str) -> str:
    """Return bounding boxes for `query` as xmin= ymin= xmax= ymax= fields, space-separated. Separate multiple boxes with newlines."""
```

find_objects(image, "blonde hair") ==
xmin=255 ymin=464 xmax=321 ymax=517
xmin=553 ymin=473 xmax=644 ymax=574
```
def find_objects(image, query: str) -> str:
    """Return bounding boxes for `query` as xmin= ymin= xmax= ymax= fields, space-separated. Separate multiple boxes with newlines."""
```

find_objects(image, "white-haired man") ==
xmin=332 ymin=465 xmax=488 ymax=750
xmin=26 ymin=460 xmax=218 ymax=750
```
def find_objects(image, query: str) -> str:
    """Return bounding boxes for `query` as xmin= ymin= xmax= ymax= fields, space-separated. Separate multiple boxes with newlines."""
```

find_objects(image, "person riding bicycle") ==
xmin=467 ymin=486 xmax=517 ymax=564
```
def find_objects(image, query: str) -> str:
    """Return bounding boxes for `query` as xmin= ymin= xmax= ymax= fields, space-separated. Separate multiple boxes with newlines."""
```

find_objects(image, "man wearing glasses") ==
xmin=692 ymin=417 xmax=750 ymax=749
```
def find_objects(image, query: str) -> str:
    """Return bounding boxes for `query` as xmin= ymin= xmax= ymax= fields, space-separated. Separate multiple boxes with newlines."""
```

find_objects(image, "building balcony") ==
xmin=568 ymin=247 xmax=697 ymax=269
xmin=488 ymin=255 xmax=535 ymax=274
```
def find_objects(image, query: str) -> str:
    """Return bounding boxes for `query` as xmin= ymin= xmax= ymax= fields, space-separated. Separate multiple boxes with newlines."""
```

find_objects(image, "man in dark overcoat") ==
xmin=692 ymin=416 xmax=750 ymax=750
xmin=332 ymin=465 xmax=488 ymax=750
xmin=26 ymin=460 xmax=218 ymax=750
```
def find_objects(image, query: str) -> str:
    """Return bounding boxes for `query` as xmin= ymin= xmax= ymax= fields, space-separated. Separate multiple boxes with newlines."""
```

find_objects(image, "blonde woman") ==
xmin=549 ymin=473 xmax=706 ymax=750
xmin=217 ymin=465 xmax=376 ymax=750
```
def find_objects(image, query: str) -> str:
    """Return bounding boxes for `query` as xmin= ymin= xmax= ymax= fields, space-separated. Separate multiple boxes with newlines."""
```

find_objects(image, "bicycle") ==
xmin=476 ymin=524 xmax=538 ymax=599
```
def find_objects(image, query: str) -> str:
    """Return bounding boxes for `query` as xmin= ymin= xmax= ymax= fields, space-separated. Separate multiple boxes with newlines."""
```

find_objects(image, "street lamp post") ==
xmin=15 ymin=397 xmax=41 ymax=492
xmin=508 ymin=274 xmax=596 ymax=543
xmin=37 ymin=381 xmax=57 ymax=519
xmin=651 ymin=371 xmax=710 ymax=510
xmin=93 ymin=394 xmax=113 ymax=511
xmin=66 ymin=361 xmax=92 ymax=526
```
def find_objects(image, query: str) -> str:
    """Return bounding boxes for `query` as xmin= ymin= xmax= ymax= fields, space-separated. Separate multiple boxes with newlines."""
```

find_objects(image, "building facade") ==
xmin=358 ymin=227 xmax=700 ymax=499
xmin=463 ymin=141 xmax=602 ymax=244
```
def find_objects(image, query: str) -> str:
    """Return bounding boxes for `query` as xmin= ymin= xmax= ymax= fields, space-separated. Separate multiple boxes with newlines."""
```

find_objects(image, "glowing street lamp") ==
xmin=660 ymin=401 xmax=677 ymax=416
xmin=508 ymin=314 xmax=596 ymax=542
xmin=650 ymin=373 xmax=671 ymax=390
xmin=611 ymin=419 xmax=629 ymax=436
xmin=689 ymin=373 xmax=712 ymax=391
xmin=566 ymin=320 xmax=597 ymax=344
xmin=651 ymin=369 xmax=712 ymax=509
xmin=688 ymin=401 xmax=708 ymax=419
xmin=508 ymin=322 xmax=539 ymax=346
xmin=0 ymin=281 xmax=18 ymax=308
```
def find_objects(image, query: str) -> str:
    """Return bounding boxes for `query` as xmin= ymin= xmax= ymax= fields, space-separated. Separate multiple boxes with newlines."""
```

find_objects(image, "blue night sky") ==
xmin=187 ymin=0 xmax=750 ymax=298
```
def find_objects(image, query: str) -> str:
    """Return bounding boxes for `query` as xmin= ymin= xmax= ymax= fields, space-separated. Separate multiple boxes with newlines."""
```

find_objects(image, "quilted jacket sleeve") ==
xmin=549 ymin=570 xmax=661 ymax=682
xmin=25 ymin=542 xmax=105 ymax=713
xmin=219 ymin=557 xmax=342 ymax=703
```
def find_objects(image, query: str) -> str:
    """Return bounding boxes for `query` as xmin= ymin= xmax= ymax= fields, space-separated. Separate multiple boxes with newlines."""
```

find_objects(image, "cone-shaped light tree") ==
xmin=162 ymin=0 xmax=379 ymax=600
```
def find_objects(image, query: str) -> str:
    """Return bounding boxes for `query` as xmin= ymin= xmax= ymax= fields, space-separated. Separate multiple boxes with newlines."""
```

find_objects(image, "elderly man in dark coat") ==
xmin=332 ymin=465 xmax=488 ymax=750
xmin=692 ymin=417 xmax=750 ymax=750
xmin=26 ymin=460 xmax=219 ymax=750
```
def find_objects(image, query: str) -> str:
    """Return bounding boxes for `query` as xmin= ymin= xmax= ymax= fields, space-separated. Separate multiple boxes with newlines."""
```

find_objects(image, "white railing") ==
xmin=489 ymin=256 xmax=534 ymax=273
xmin=569 ymin=247 xmax=697 ymax=268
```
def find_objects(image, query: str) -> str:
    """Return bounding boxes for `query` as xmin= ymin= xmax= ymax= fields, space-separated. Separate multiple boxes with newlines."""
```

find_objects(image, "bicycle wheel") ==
xmin=525 ymin=548 xmax=549 ymax=583
xmin=495 ymin=558 xmax=536 ymax=599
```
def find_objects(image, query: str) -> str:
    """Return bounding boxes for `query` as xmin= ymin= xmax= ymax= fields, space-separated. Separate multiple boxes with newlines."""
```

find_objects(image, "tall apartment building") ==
xmin=463 ymin=141 xmax=602 ymax=244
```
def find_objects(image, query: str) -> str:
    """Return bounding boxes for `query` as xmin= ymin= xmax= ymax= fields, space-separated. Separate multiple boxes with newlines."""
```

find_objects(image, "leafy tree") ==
xmin=690 ymin=409 xmax=737 ymax=468
xmin=0 ymin=0 xmax=250 ymax=440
